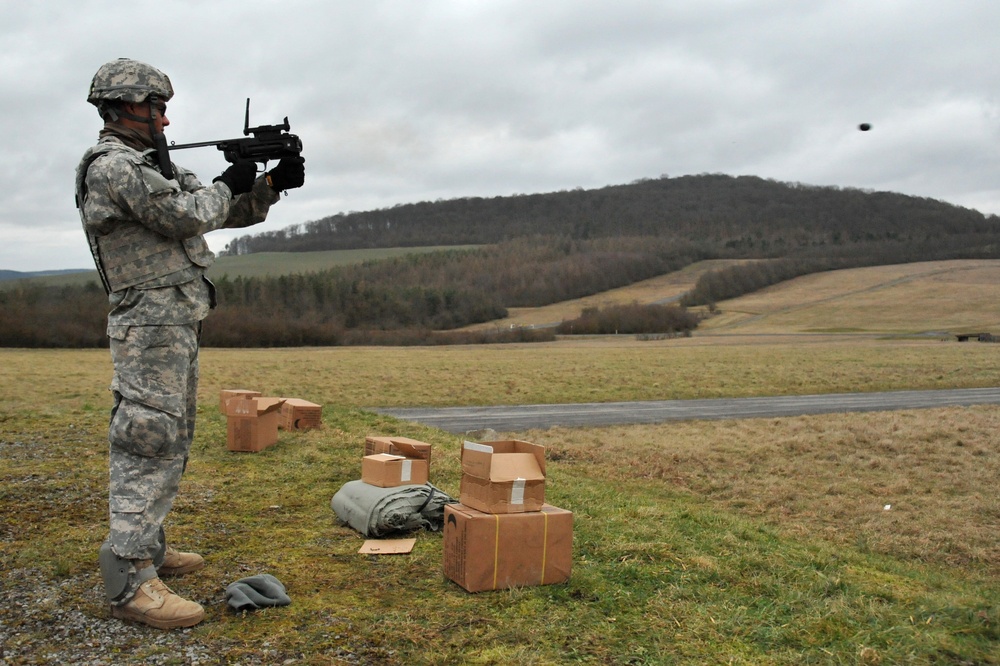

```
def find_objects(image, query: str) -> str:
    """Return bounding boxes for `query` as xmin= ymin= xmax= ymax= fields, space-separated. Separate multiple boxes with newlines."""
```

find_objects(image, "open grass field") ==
xmin=698 ymin=259 xmax=1000 ymax=336
xmin=465 ymin=258 xmax=1000 ymax=337
xmin=1 ymin=260 xmax=999 ymax=664
xmin=458 ymin=260 xmax=751 ymax=331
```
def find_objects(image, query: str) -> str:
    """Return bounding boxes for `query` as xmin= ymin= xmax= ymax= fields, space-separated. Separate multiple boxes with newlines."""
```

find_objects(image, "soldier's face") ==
xmin=123 ymin=100 xmax=170 ymax=135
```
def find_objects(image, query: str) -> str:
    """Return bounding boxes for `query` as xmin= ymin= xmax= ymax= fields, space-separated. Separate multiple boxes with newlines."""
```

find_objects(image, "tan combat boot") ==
xmin=112 ymin=577 xmax=205 ymax=630
xmin=158 ymin=546 xmax=205 ymax=577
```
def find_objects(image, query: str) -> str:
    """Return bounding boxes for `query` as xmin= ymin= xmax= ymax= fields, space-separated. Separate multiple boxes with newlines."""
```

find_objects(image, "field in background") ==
xmin=458 ymin=259 xmax=752 ymax=331
xmin=460 ymin=258 xmax=1000 ymax=336
xmin=4 ymin=337 xmax=999 ymax=413
xmin=2 ymin=260 xmax=999 ymax=663
xmin=205 ymin=245 xmax=482 ymax=280
xmin=699 ymin=259 xmax=1000 ymax=335
xmin=1 ymin=245 xmax=480 ymax=289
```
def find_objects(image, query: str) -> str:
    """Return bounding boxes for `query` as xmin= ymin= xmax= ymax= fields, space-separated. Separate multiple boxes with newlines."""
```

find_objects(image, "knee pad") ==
xmin=109 ymin=398 xmax=181 ymax=458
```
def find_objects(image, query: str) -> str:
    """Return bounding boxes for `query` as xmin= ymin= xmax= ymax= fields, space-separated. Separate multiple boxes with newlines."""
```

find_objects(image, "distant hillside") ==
xmin=0 ymin=247 xmax=479 ymax=290
xmin=220 ymin=173 xmax=998 ymax=256
xmin=0 ymin=269 xmax=89 ymax=283
xmin=6 ymin=173 xmax=1000 ymax=348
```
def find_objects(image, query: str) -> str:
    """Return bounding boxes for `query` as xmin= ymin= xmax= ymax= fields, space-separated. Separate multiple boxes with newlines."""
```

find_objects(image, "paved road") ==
xmin=374 ymin=387 xmax=1000 ymax=433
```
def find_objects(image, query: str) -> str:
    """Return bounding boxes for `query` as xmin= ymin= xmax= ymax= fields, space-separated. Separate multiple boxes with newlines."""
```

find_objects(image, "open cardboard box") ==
xmin=460 ymin=440 xmax=546 ymax=513
xmin=443 ymin=503 xmax=573 ymax=592
xmin=223 ymin=396 xmax=284 ymax=452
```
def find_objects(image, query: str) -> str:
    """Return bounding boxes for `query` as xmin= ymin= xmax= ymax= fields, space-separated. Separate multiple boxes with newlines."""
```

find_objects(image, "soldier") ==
xmin=75 ymin=58 xmax=305 ymax=629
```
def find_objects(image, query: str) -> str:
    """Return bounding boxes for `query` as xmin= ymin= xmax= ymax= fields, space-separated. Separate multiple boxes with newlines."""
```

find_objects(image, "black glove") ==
xmin=213 ymin=160 xmax=257 ymax=196
xmin=267 ymin=156 xmax=305 ymax=191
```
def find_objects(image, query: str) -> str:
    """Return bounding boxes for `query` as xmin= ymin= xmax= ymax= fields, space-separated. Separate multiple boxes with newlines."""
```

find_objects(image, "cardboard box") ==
xmin=460 ymin=440 xmax=545 ymax=513
xmin=364 ymin=436 xmax=432 ymax=469
xmin=362 ymin=453 xmax=429 ymax=488
xmin=220 ymin=389 xmax=261 ymax=412
xmin=443 ymin=503 xmax=572 ymax=592
xmin=224 ymin=396 xmax=284 ymax=453
xmin=279 ymin=398 xmax=322 ymax=430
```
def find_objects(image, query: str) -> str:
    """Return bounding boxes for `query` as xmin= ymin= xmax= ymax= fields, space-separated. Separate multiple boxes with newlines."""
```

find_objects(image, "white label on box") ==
xmin=463 ymin=441 xmax=493 ymax=453
xmin=510 ymin=478 xmax=526 ymax=505
xmin=401 ymin=460 xmax=412 ymax=482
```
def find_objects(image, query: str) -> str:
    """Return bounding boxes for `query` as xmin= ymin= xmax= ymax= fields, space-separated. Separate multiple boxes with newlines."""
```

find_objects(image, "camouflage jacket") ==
xmin=76 ymin=136 xmax=279 ymax=329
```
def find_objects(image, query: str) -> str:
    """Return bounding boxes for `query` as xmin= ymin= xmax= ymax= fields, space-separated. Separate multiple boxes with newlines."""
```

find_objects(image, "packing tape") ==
xmin=464 ymin=441 xmax=493 ymax=453
xmin=493 ymin=514 xmax=500 ymax=590
xmin=510 ymin=478 xmax=526 ymax=505
xmin=541 ymin=511 xmax=548 ymax=585
xmin=490 ymin=510 xmax=549 ymax=589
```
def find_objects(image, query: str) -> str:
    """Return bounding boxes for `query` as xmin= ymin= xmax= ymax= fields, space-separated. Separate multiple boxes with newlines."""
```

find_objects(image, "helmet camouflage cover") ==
xmin=87 ymin=58 xmax=174 ymax=107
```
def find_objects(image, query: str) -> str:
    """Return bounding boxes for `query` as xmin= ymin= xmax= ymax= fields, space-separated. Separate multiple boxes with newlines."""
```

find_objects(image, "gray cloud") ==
xmin=3 ymin=0 xmax=999 ymax=271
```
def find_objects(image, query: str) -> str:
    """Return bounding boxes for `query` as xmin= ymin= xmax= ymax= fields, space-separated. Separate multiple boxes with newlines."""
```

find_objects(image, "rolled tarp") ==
xmin=331 ymin=480 xmax=457 ymax=537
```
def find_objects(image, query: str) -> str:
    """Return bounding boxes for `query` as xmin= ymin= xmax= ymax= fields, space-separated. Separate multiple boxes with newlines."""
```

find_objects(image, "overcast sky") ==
xmin=3 ymin=0 xmax=1000 ymax=272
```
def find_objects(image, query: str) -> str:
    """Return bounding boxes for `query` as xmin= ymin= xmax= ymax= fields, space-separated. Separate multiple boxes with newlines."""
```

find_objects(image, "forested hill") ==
xmin=5 ymin=173 xmax=1000 ymax=348
xmin=220 ymin=173 xmax=997 ymax=256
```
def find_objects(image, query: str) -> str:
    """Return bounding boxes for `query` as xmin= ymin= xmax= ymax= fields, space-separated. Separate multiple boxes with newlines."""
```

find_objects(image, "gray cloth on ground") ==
xmin=225 ymin=574 xmax=291 ymax=611
xmin=331 ymin=481 xmax=456 ymax=537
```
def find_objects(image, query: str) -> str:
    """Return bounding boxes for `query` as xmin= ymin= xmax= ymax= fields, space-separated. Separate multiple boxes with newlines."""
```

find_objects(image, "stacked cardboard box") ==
xmin=444 ymin=439 xmax=572 ymax=592
xmin=362 ymin=453 xmax=429 ymax=487
xmin=360 ymin=435 xmax=433 ymax=488
xmin=459 ymin=440 xmax=546 ymax=513
xmin=443 ymin=503 xmax=573 ymax=593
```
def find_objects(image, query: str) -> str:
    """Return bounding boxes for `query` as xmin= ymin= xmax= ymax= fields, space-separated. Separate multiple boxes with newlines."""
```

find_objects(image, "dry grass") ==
xmin=459 ymin=259 xmax=751 ymax=330
xmin=4 ymin=336 xmax=1000 ymax=414
xmin=532 ymin=405 xmax=1000 ymax=576
xmin=699 ymin=259 xmax=1000 ymax=334
xmin=459 ymin=258 xmax=1000 ymax=335
xmin=2 ymin=258 xmax=999 ymax=663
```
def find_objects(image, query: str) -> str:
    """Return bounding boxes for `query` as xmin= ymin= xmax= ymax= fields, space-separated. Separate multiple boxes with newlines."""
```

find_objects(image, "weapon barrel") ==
xmin=167 ymin=139 xmax=236 ymax=151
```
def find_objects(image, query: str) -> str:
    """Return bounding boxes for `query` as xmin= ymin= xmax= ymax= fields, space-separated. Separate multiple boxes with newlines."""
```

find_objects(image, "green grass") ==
xmin=1 ymin=340 xmax=998 ymax=664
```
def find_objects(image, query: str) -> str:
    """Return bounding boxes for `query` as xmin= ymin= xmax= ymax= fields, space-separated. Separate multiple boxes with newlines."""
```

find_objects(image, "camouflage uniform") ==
xmin=76 ymin=60 xmax=280 ymax=606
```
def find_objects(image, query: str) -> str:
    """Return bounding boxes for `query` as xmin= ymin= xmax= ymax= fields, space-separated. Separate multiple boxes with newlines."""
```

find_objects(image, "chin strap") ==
xmin=146 ymin=95 xmax=174 ymax=180
xmin=102 ymin=96 xmax=174 ymax=180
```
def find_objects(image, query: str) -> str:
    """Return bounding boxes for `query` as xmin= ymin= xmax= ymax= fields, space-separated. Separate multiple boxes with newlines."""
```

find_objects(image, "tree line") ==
xmin=3 ymin=173 xmax=1000 ymax=347
xmin=221 ymin=174 xmax=996 ymax=256
xmin=556 ymin=303 xmax=701 ymax=336
xmin=0 ymin=236 xmax=701 ymax=347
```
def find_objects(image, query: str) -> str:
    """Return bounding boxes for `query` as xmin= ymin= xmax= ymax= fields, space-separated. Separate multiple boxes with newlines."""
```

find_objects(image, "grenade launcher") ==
xmin=156 ymin=98 xmax=302 ymax=180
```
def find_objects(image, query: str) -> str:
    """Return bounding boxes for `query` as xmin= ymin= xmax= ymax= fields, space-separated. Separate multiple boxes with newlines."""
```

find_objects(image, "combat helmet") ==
xmin=88 ymin=58 xmax=173 ymax=113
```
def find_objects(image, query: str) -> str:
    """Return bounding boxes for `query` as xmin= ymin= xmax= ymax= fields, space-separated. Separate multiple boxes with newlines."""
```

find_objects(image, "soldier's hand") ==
xmin=214 ymin=160 xmax=257 ymax=196
xmin=267 ymin=156 xmax=305 ymax=191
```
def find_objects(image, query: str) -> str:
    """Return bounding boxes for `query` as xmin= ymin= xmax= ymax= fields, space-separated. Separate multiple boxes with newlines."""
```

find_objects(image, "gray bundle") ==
xmin=331 ymin=480 xmax=456 ymax=537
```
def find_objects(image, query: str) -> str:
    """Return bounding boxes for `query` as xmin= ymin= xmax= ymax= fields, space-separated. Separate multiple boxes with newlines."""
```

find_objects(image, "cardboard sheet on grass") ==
xmin=358 ymin=538 xmax=416 ymax=555
xmin=331 ymin=480 xmax=456 ymax=537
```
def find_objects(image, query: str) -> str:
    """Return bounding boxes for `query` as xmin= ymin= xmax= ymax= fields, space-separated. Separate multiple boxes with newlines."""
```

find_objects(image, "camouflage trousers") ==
xmin=106 ymin=324 xmax=200 ymax=567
